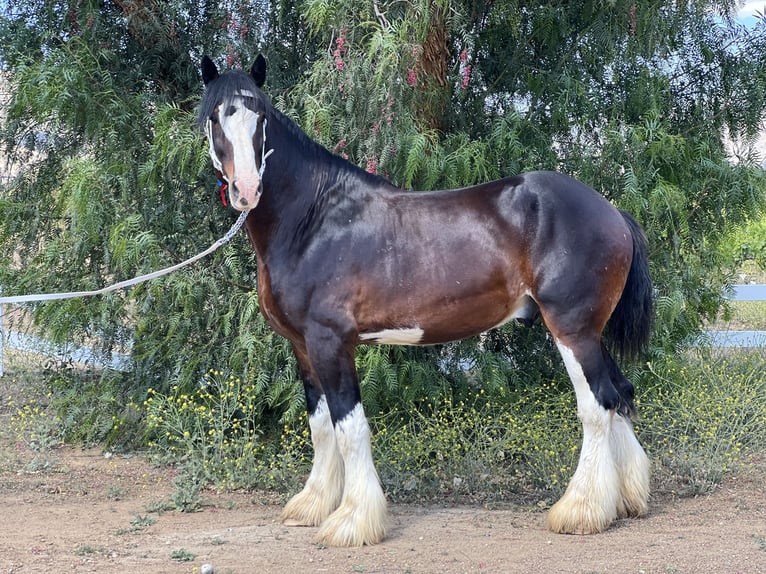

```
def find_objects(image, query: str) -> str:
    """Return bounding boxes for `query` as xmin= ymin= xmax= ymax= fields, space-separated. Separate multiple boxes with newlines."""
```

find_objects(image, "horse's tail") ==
xmin=605 ymin=211 xmax=653 ymax=360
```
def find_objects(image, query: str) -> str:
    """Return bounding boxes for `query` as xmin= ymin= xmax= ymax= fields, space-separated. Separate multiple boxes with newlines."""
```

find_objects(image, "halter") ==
xmin=205 ymin=94 xmax=274 ymax=207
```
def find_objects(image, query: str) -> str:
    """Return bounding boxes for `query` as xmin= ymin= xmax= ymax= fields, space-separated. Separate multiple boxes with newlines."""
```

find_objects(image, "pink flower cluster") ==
xmin=334 ymin=30 xmax=348 ymax=71
xmin=226 ymin=44 xmax=240 ymax=67
xmin=222 ymin=13 xmax=249 ymax=40
xmin=629 ymin=4 xmax=637 ymax=36
xmin=407 ymin=46 xmax=419 ymax=87
xmin=334 ymin=139 xmax=349 ymax=160
xmin=407 ymin=68 xmax=417 ymax=87
xmin=459 ymin=49 xmax=471 ymax=90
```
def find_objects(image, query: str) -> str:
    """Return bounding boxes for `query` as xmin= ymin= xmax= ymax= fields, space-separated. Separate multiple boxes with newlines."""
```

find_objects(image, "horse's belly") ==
xmin=356 ymin=289 xmax=533 ymax=346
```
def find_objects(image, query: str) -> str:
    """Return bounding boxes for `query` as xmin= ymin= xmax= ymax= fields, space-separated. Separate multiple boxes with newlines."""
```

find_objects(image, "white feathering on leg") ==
xmin=316 ymin=403 xmax=388 ymax=546
xmin=611 ymin=413 xmax=650 ymax=518
xmin=282 ymin=396 xmax=344 ymax=526
xmin=548 ymin=341 xmax=620 ymax=534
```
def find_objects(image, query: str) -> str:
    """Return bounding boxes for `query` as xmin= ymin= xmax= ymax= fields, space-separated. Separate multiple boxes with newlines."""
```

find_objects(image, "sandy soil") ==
xmin=0 ymin=440 xmax=764 ymax=574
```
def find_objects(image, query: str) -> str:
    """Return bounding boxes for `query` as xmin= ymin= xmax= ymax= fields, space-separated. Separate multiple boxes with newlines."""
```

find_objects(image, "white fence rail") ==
xmin=705 ymin=284 xmax=766 ymax=348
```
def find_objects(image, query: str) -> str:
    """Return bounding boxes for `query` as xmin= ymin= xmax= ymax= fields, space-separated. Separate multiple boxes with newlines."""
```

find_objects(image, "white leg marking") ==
xmin=316 ymin=403 xmax=388 ymax=546
xmin=611 ymin=413 xmax=650 ymax=518
xmin=282 ymin=396 xmax=344 ymax=526
xmin=359 ymin=327 xmax=424 ymax=345
xmin=547 ymin=341 xmax=620 ymax=534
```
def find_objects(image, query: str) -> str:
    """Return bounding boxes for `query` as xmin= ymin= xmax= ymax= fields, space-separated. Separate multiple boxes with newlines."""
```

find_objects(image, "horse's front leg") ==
xmin=304 ymin=322 xmax=388 ymax=547
xmin=281 ymin=347 xmax=345 ymax=527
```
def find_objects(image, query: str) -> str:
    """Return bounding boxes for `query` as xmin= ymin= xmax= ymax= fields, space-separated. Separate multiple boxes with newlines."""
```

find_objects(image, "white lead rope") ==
xmin=0 ymin=209 xmax=250 ymax=304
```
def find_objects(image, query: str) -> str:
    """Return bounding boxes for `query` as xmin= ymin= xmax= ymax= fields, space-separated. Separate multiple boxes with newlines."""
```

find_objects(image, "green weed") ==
xmin=372 ymin=383 xmax=578 ymax=502
xmin=145 ymin=370 xmax=310 ymax=497
xmin=170 ymin=548 xmax=196 ymax=561
xmin=116 ymin=512 xmax=157 ymax=535
xmin=142 ymin=350 xmax=766 ymax=505
xmin=74 ymin=544 xmax=104 ymax=556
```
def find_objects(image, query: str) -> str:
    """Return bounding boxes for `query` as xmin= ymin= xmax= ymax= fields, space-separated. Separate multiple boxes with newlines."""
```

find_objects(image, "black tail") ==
xmin=605 ymin=211 xmax=653 ymax=360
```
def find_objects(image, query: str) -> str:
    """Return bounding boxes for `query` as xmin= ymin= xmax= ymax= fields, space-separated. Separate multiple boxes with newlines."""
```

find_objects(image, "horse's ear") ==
xmin=201 ymin=55 xmax=219 ymax=86
xmin=251 ymin=54 xmax=266 ymax=87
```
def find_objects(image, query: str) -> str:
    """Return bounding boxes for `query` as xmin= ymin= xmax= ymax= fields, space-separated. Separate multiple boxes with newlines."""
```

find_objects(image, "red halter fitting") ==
xmin=217 ymin=178 xmax=229 ymax=206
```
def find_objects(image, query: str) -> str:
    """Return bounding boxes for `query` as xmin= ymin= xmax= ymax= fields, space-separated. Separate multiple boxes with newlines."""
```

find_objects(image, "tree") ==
xmin=0 ymin=0 xmax=316 ymax=444
xmin=1 ymin=1 xmax=765 ymax=445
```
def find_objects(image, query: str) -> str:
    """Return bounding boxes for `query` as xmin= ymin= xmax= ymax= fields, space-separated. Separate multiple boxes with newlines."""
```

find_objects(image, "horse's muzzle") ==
xmin=230 ymin=174 xmax=262 ymax=211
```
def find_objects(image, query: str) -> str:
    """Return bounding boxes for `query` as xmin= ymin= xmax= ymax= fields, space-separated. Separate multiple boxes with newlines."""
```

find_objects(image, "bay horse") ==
xmin=199 ymin=54 xmax=653 ymax=547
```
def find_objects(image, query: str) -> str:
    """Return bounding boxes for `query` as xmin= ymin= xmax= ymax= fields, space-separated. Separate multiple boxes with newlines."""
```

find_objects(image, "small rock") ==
xmin=201 ymin=564 xmax=215 ymax=574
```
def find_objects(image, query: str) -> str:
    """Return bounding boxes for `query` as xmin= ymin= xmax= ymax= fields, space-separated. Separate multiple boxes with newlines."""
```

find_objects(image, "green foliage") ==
xmin=577 ymin=116 xmax=766 ymax=350
xmin=372 ymin=384 xmax=579 ymax=502
xmin=637 ymin=351 xmax=766 ymax=495
xmin=0 ymin=2 xmax=312 ymax=446
xmin=144 ymin=370 xmax=308 ymax=494
xmin=141 ymin=349 xmax=766 ymax=504
xmin=169 ymin=548 xmax=196 ymax=562
xmin=1 ymin=1 xmax=766 ymax=465
xmin=722 ymin=217 xmax=766 ymax=269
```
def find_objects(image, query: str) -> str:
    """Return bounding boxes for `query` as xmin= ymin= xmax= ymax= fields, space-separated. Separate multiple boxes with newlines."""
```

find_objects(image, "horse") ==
xmin=198 ymin=54 xmax=653 ymax=547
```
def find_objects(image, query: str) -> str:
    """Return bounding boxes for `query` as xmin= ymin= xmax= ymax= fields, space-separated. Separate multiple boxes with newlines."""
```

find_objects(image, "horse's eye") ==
xmin=209 ymin=115 xmax=219 ymax=125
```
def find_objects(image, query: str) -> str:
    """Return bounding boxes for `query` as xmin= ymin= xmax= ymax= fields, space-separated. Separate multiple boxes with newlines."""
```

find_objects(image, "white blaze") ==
xmin=218 ymin=98 xmax=262 ymax=210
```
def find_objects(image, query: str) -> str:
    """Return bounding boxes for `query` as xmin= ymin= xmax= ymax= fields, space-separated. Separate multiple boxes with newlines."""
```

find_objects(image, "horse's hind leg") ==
xmin=281 ymin=347 xmax=345 ymax=527
xmin=547 ymin=338 xmax=622 ymax=534
xmin=603 ymin=349 xmax=650 ymax=518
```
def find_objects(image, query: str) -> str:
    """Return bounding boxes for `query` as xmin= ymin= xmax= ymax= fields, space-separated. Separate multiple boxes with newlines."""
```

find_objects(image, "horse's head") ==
xmin=199 ymin=54 xmax=269 ymax=211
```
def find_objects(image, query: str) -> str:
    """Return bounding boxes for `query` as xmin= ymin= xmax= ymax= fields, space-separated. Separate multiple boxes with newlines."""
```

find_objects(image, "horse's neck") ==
xmin=247 ymin=148 xmax=336 ymax=253
xmin=249 ymin=117 xmax=391 ymax=259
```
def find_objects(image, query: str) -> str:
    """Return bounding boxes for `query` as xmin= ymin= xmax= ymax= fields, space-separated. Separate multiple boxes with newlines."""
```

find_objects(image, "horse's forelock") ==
xmin=197 ymin=70 xmax=270 ymax=130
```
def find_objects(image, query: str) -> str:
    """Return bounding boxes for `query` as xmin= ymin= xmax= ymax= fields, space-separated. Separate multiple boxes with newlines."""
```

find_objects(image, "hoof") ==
xmin=281 ymin=485 xmax=340 ymax=528
xmin=315 ymin=500 xmax=388 ymax=547
xmin=616 ymin=476 xmax=650 ymax=519
xmin=547 ymin=492 xmax=617 ymax=535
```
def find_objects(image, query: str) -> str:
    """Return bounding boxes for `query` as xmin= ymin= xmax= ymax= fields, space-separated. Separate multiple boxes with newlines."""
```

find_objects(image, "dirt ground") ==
xmin=0 ymin=438 xmax=764 ymax=574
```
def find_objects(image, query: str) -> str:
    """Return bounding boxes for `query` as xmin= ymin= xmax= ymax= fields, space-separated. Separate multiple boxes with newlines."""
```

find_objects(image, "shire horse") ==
xmin=199 ymin=54 xmax=653 ymax=547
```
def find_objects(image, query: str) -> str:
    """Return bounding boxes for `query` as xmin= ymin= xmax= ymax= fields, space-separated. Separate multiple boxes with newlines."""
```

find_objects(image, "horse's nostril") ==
xmin=238 ymin=197 xmax=249 ymax=207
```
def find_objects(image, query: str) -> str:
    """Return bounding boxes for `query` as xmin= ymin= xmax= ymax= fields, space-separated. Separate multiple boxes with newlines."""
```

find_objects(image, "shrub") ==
xmin=636 ymin=351 xmax=766 ymax=495
xmin=141 ymin=348 xmax=766 ymax=506
xmin=144 ymin=369 xmax=309 ymax=495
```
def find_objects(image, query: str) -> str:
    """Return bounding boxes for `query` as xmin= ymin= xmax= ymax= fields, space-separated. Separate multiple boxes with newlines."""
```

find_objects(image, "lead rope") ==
xmin=0 ymin=117 xmax=273 ymax=305
xmin=0 ymin=211 xmax=249 ymax=304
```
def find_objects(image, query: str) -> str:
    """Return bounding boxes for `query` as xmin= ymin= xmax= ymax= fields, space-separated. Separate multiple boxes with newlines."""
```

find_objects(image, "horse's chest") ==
xmin=257 ymin=265 xmax=300 ymax=339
